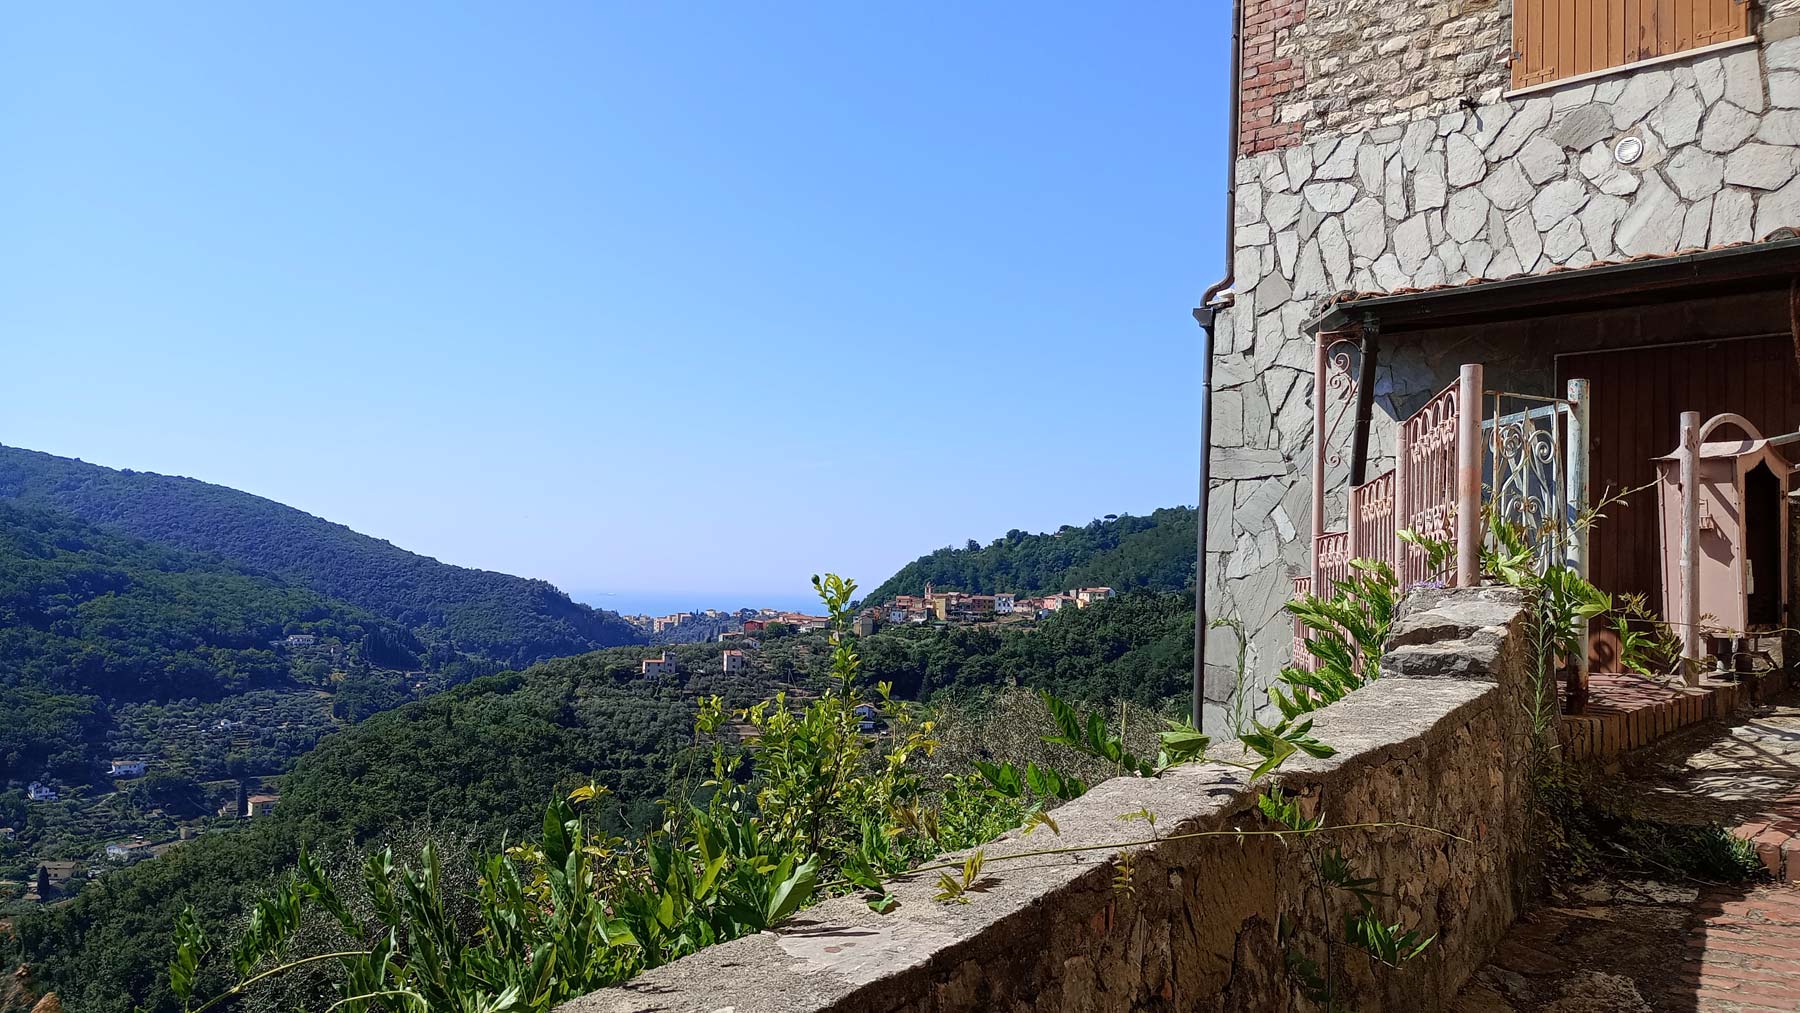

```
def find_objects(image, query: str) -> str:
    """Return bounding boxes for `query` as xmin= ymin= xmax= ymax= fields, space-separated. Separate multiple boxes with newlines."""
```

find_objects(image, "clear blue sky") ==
xmin=1 ymin=3 xmax=1229 ymax=600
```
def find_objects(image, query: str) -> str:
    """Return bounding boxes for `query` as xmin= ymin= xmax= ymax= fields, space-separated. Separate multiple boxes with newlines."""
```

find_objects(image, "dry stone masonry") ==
xmin=1205 ymin=6 xmax=1800 ymax=729
xmin=561 ymin=587 xmax=1539 ymax=1013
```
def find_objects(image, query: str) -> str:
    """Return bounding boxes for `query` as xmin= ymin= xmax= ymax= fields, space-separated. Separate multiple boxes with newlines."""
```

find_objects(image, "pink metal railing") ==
xmin=1396 ymin=377 xmax=1463 ymax=588
xmin=1295 ymin=364 xmax=1484 ymax=669
xmin=1348 ymin=468 xmax=1397 ymax=572
xmin=1315 ymin=530 xmax=1351 ymax=593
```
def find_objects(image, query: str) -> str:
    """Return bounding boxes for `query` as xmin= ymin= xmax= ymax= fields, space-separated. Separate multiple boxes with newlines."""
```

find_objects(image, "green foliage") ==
xmin=852 ymin=590 xmax=1195 ymax=711
xmin=330 ymin=669 xmax=411 ymax=723
xmin=863 ymin=507 xmax=1198 ymax=603
xmin=933 ymin=774 xmax=1029 ymax=852
xmin=932 ymin=849 xmax=986 ymax=905
xmin=0 ymin=445 xmax=643 ymax=669
xmin=130 ymin=772 xmax=208 ymax=821
xmin=0 ymin=501 xmax=418 ymax=783
xmin=1532 ymin=761 xmax=1766 ymax=884
xmin=1239 ymin=718 xmax=1336 ymax=780
xmin=1396 ymin=528 xmax=1455 ymax=584
xmin=1611 ymin=592 xmax=1685 ymax=677
xmin=1036 ymin=690 xmax=1211 ymax=777
xmin=1270 ymin=559 xmax=1397 ymax=721
xmin=1252 ymin=565 xmax=1433 ymax=1008
xmin=166 ymin=575 xmax=962 ymax=1012
xmin=1341 ymin=912 xmax=1435 ymax=969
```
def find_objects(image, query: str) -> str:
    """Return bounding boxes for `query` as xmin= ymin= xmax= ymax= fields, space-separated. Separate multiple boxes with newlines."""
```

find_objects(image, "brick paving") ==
xmin=1455 ymin=695 xmax=1800 ymax=1012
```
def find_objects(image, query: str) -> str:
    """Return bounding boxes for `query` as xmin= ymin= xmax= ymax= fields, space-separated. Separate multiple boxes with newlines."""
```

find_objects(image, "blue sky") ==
xmin=1 ymin=3 xmax=1228 ymax=600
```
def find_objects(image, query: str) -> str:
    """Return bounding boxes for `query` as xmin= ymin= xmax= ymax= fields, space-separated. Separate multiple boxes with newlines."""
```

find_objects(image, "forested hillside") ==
xmin=5 ymin=648 xmax=765 ymax=1013
xmin=864 ymin=507 xmax=1196 ymax=603
xmin=0 ymin=446 xmax=642 ymax=668
xmin=0 ymin=501 xmax=418 ymax=785
xmin=4 ymin=592 xmax=1192 ymax=1012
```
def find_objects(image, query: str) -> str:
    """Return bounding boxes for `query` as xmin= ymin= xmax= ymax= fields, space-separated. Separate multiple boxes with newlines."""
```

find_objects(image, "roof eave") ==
xmin=1305 ymin=237 xmax=1800 ymax=336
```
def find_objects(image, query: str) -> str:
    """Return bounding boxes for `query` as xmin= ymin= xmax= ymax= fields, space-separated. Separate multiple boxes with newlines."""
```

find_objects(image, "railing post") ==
xmin=1679 ymin=409 xmax=1703 ymax=686
xmin=1395 ymin=417 xmax=1411 ymax=588
xmin=1312 ymin=336 xmax=1328 ymax=591
xmin=1567 ymin=378 xmax=1591 ymax=711
xmin=1455 ymin=364 xmax=1483 ymax=588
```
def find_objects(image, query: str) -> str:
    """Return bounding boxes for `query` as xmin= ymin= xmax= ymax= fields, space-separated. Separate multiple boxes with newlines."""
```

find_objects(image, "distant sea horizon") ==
xmin=573 ymin=590 xmax=827 ymax=618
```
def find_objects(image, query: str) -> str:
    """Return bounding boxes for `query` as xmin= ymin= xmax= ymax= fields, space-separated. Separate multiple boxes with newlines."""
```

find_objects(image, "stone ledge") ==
xmin=560 ymin=587 xmax=1535 ymax=1013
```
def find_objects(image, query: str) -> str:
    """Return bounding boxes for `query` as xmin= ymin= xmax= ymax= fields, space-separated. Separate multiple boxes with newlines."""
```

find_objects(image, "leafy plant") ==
xmin=1612 ymin=592 xmax=1684 ymax=678
xmin=1269 ymin=559 xmax=1398 ymax=721
xmin=1239 ymin=718 xmax=1336 ymax=780
xmin=170 ymin=574 xmax=950 ymax=1012
xmin=932 ymin=849 xmax=986 ymax=905
xmin=1397 ymin=527 xmax=1455 ymax=585
xmin=1037 ymin=690 xmax=1211 ymax=777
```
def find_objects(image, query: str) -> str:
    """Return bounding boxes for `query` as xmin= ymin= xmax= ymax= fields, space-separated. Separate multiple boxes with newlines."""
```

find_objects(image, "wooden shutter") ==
xmin=1512 ymin=0 xmax=1751 ymax=91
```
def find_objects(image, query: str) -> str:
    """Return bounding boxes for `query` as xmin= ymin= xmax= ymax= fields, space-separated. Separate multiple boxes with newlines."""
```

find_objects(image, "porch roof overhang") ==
xmin=1304 ymin=236 xmax=1800 ymax=337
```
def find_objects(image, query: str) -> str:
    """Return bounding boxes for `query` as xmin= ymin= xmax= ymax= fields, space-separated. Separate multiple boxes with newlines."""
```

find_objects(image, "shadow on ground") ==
xmin=1454 ymin=695 xmax=1800 ymax=1012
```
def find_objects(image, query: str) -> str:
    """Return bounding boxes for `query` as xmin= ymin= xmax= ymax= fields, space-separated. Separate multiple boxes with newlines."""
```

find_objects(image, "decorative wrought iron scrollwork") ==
xmin=1485 ymin=396 xmax=1573 ymax=572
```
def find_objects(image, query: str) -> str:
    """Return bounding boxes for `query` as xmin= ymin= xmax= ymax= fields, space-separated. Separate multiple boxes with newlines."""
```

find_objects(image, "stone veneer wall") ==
xmin=561 ymin=586 xmax=1537 ymax=1013
xmin=1204 ymin=11 xmax=1800 ymax=731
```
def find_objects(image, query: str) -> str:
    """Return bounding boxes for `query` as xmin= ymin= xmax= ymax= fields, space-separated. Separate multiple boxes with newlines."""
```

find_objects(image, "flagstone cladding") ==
xmin=1205 ymin=8 xmax=1800 ymax=730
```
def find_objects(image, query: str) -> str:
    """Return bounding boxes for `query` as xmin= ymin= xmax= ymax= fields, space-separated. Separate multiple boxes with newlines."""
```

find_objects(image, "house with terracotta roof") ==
xmin=1197 ymin=0 xmax=1800 ymax=730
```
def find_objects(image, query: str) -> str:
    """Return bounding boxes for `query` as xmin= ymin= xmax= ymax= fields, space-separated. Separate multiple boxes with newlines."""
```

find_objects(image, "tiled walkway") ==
xmin=1455 ymin=696 xmax=1800 ymax=1012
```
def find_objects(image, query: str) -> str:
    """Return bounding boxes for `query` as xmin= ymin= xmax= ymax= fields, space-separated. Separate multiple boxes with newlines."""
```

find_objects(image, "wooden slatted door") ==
xmin=1556 ymin=335 xmax=1800 ymax=617
xmin=1513 ymin=0 xmax=1751 ymax=90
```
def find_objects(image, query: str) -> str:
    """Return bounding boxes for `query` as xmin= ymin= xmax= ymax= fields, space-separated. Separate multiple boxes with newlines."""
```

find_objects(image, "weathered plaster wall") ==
xmin=561 ymin=587 xmax=1537 ymax=1013
xmin=1204 ymin=15 xmax=1800 ymax=729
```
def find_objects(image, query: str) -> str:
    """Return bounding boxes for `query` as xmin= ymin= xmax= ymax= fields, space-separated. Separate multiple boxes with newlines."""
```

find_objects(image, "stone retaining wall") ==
xmin=560 ymin=586 xmax=1538 ymax=1013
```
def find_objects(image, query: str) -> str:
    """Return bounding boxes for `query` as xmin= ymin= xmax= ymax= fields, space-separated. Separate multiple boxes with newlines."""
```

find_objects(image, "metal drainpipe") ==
xmin=1191 ymin=0 xmax=1245 ymax=731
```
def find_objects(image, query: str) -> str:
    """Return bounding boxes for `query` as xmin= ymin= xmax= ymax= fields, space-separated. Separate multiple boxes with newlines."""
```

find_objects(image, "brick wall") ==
xmin=1238 ymin=0 xmax=1509 ymax=155
xmin=1241 ymin=0 xmax=1309 ymax=155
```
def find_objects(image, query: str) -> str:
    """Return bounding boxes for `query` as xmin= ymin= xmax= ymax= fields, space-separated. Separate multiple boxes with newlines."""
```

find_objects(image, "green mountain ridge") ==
xmin=0 ymin=446 xmax=644 ymax=667
xmin=863 ymin=506 xmax=1197 ymax=603
xmin=0 ymin=500 xmax=420 ymax=786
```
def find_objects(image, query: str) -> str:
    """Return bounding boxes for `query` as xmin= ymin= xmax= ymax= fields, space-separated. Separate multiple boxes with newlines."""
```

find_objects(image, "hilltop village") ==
xmin=624 ymin=584 xmax=1118 ymax=647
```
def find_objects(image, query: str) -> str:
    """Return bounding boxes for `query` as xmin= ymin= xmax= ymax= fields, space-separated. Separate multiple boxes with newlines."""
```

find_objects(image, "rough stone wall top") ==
xmin=561 ymin=587 xmax=1537 ymax=1013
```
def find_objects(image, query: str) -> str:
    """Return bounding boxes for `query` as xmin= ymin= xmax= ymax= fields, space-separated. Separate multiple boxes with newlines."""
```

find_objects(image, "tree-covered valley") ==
xmin=0 ymin=447 xmax=1199 ymax=1012
xmin=2 ymin=592 xmax=1194 ymax=1012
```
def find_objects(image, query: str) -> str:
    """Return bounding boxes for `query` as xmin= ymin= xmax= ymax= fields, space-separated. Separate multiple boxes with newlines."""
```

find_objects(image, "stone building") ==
xmin=1203 ymin=0 xmax=1800 ymax=729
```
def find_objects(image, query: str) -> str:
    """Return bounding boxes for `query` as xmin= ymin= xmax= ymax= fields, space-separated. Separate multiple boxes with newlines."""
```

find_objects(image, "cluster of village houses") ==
xmin=10 ymin=759 xmax=279 ymax=904
xmin=879 ymin=585 xmax=1116 ymax=624
xmin=626 ymin=584 xmax=1120 ymax=651
xmin=622 ymin=607 xmax=800 ymax=635
xmin=631 ymin=586 xmax=1117 ymax=678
